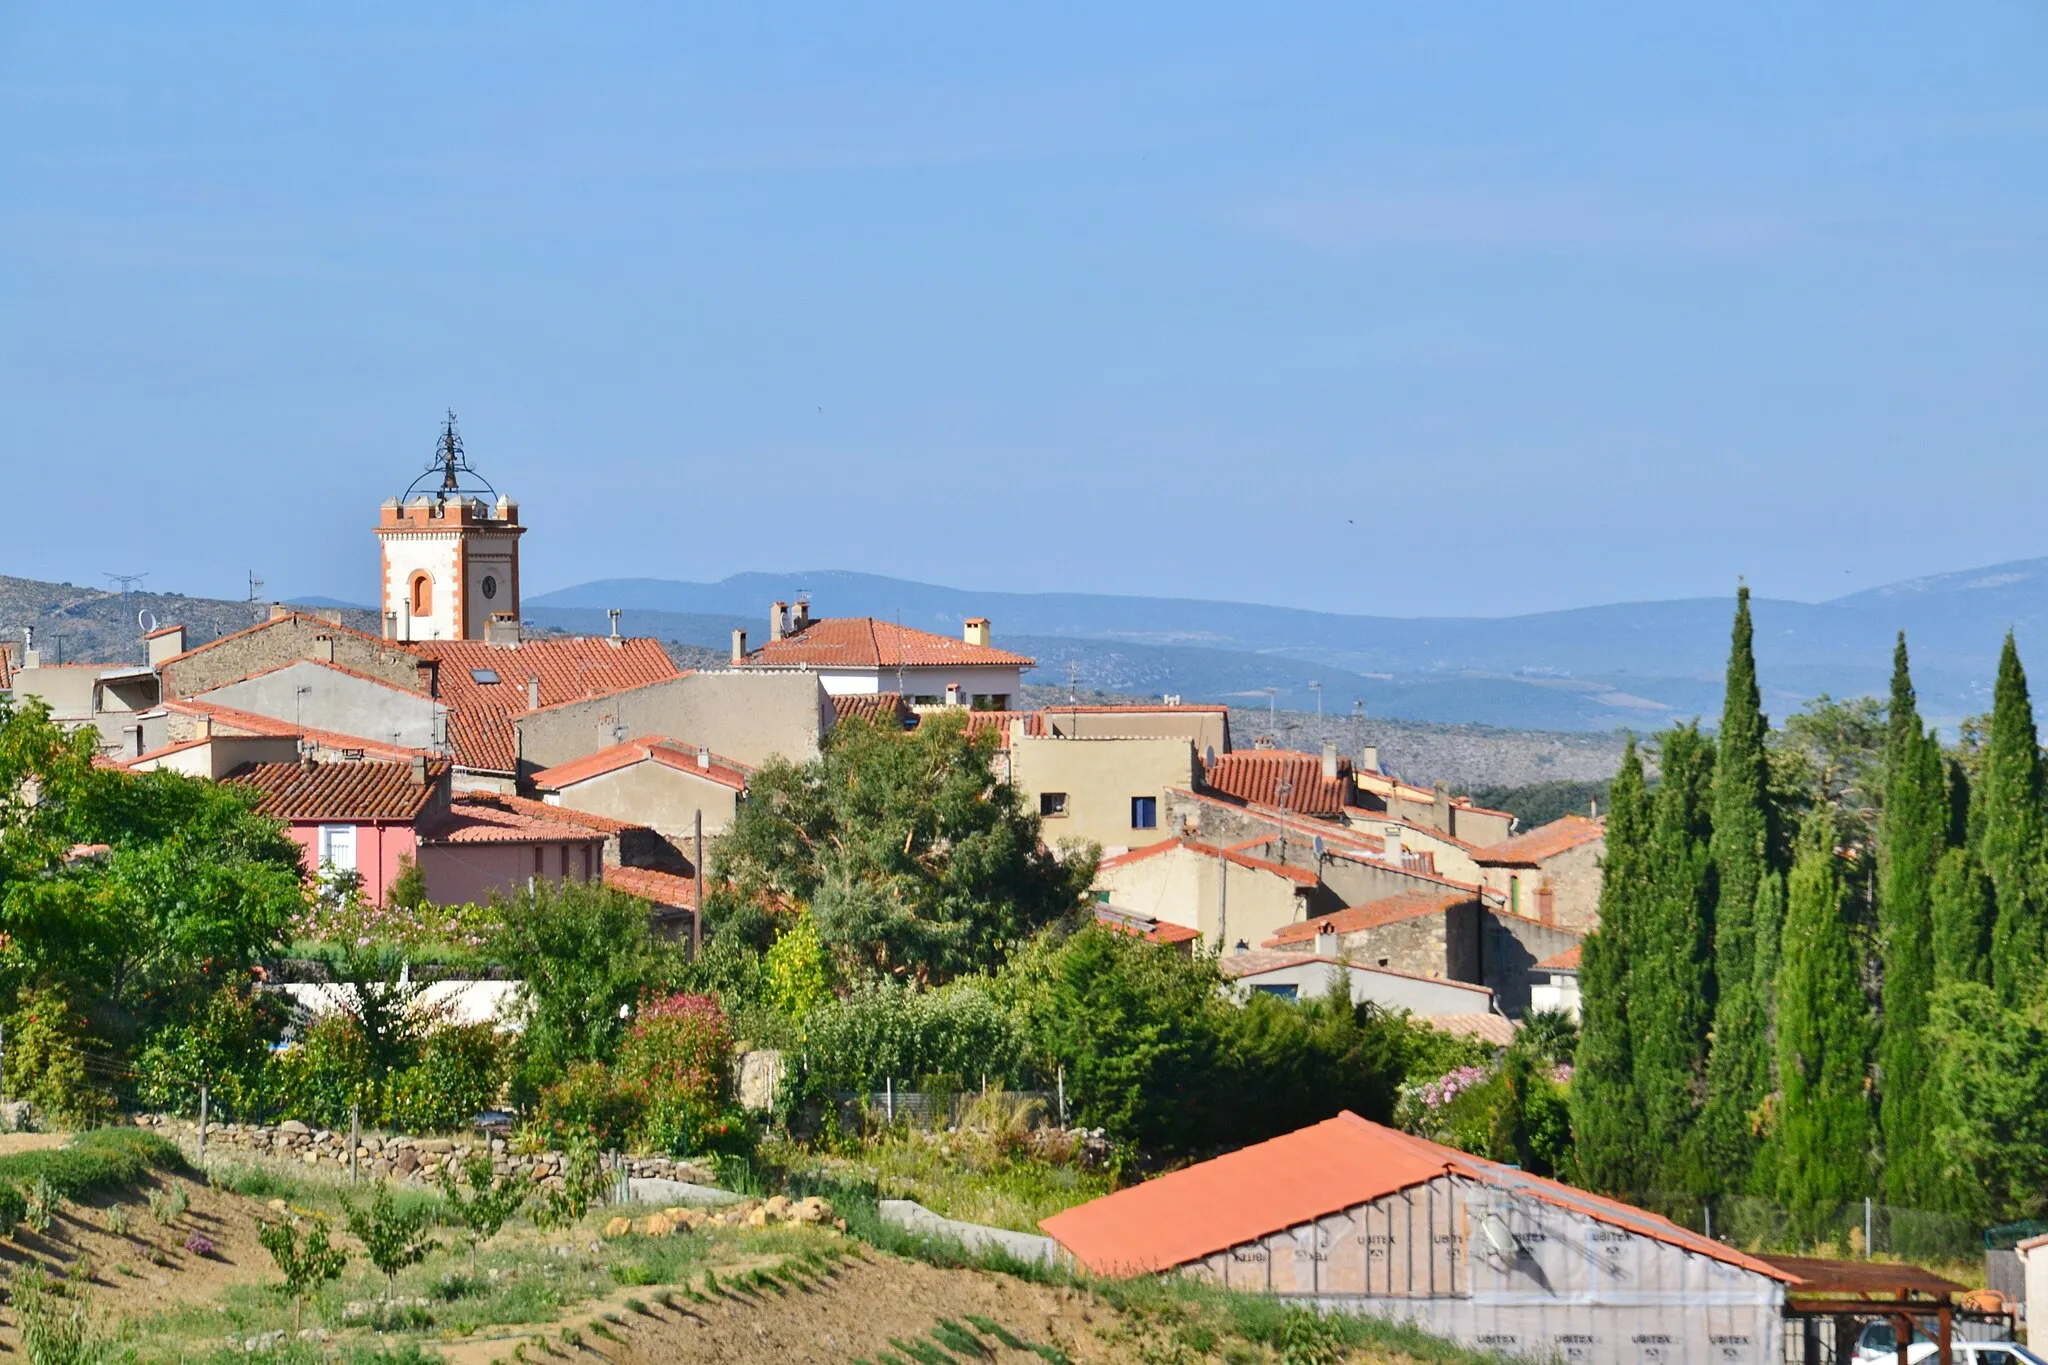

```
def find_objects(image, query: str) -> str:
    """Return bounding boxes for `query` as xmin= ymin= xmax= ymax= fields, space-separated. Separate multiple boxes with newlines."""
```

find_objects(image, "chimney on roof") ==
xmin=1361 ymin=744 xmax=1379 ymax=774
xmin=606 ymin=608 xmax=621 ymax=640
xmin=484 ymin=614 xmax=522 ymax=647
xmin=1321 ymin=742 xmax=1339 ymax=780
xmin=526 ymin=674 xmax=540 ymax=710
xmin=270 ymin=603 xmax=291 ymax=621
xmin=1314 ymin=921 xmax=1339 ymax=958
xmin=697 ymin=745 xmax=710 ymax=771
xmin=21 ymin=627 xmax=37 ymax=670
xmin=124 ymin=724 xmax=144 ymax=759
xmin=310 ymin=634 xmax=335 ymax=663
xmin=792 ymin=597 xmax=811 ymax=632
xmin=769 ymin=602 xmax=788 ymax=642
xmin=731 ymin=628 xmax=747 ymax=665
xmin=1433 ymin=783 xmax=1451 ymax=833
xmin=146 ymin=624 xmax=187 ymax=667
xmin=383 ymin=610 xmax=398 ymax=641
xmin=410 ymin=755 xmax=428 ymax=788
xmin=963 ymin=617 xmax=990 ymax=648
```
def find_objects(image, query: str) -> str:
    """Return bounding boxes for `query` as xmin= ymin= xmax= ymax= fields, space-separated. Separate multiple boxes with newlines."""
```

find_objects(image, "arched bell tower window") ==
xmin=410 ymin=572 xmax=433 ymax=618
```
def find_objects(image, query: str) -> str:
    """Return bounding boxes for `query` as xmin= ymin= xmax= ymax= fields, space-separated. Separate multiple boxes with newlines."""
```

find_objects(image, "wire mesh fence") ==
xmin=1636 ymin=1191 xmax=1986 ymax=1264
xmin=834 ymin=1088 xmax=1057 ymax=1132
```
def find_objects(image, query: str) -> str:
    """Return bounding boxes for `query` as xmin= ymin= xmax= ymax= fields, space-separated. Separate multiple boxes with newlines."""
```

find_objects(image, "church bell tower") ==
xmin=375 ymin=412 xmax=525 ymax=642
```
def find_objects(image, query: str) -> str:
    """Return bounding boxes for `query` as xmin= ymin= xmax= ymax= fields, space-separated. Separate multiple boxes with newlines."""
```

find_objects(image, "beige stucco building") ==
xmin=532 ymin=737 xmax=749 ymax=848
xmin=1010 ymin=729 xmax=1199 ymax=857
xmin=1093 ymin=838 xmax=1340 ymax=950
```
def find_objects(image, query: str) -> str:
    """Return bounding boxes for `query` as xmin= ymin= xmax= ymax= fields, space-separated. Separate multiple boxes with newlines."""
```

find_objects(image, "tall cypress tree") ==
xmin=1571 ymin=739 xmax=1650 ymax=1196
xmin=1774 ymin=807 xmax=1874 ymax=1239
xmin=1975 ymin=633 xmax=2048 ymax=1001
xmin=1931 ymin=846 xmax=1995 ymax=988
xmin=1876 ymin=637 xmax=1944 ymax=1206
xmin=1701 ymin=586 xmax=1775 ymax=1188
xmin=1747 ymin=868 xmax=1787 ymax=1196
xmin=1630 ymin=723 xmax=1716 ymax=1201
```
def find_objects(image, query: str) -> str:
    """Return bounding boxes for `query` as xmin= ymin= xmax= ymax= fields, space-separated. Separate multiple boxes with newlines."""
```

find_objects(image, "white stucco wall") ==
xmin=197 ymin=661 xmax=446 ymax=751
xmin=380 ymin=533 xmax=461 ymax=641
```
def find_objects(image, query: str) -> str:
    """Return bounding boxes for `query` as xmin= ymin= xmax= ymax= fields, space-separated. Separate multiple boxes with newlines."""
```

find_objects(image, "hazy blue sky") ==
xmin=4 ymin=5 xmax=2045 ymax=616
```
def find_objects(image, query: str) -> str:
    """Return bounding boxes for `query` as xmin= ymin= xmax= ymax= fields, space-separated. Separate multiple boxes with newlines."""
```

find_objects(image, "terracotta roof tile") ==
xmin=1473 ymin=813 xmax=1606 ymax=866
xmin=1093 ymin=905 xmax=1202 ymax=945
xmin=1263 ymin=890 xmax=1475 ymax=946
xmin=421 ymin=794 xmax=614 ymax=846
xmin=407 ymin=638 xmax=679 ymax=774
xmin=831 ymin=693 xmax=914 ymax=728
xmin=1164 ymin=788 xmax=1386 ymax=856
xmin=225 ymin=759 xmax=448 ymax=822
xmin=1039 ymin=1111 xmax=1797 ymax=1281
xmin=604 ymin=865 xmax=700 ymax=908
xmin=741 ymin=617 xmax=1034 ymax=670
xmin=1426 ymin=1013 xmax=1521 ymax=1046
xmin=1201 ymin=750 xmax=1352 ymax=817
xmin=531 ymin=736 xmax=751 ymax=793
xmin=1537 ymin=945 xmax=1582 ymax=971
xmin=961 ymin=710 xmax=1041 ymax=746
xmin=490 ymin=792 xmax=648 ymax=836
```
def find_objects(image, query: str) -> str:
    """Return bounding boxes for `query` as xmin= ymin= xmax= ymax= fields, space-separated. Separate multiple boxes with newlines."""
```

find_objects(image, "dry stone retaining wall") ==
xmin=132 ymin=1114 xmax=717 ymax=1188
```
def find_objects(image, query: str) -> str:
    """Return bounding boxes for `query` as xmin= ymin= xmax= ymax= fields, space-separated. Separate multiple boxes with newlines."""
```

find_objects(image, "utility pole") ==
xmin=692 ymin=810 xmax=704 ymax=959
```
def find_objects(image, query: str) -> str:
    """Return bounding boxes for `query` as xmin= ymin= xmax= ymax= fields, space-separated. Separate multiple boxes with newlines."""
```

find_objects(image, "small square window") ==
xmin=1131 ymin=796 xmax=1157 ymax=829
xmin=1040 ymin=792 xmax=1068 ymax=818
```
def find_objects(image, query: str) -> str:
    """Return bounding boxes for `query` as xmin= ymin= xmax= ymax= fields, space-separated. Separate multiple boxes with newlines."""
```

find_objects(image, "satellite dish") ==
xmin=1204 ymin=745 xmax=1217 ymax=767
xmin=137 ymin=609 xmax=158 ymax=635
xmin=1479 ymin=1213 xmax=1522 ymax=1260
xmin=1312 ymin=835 xmax=1326 ymax=858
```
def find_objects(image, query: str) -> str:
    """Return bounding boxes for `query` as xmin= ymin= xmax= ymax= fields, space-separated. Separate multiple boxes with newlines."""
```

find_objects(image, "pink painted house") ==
xmin=227 ymin=755 xmax=452 ymax=903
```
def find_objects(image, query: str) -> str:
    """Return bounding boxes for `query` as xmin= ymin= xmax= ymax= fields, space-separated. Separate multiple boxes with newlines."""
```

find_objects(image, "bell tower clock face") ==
xmin=480 ymin=575 xmax=498 ymax=600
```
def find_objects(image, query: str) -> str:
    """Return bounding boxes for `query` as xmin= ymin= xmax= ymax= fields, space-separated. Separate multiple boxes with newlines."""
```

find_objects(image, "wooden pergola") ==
xmin=1761 ymin=1255 xmax=2000 ymax=1365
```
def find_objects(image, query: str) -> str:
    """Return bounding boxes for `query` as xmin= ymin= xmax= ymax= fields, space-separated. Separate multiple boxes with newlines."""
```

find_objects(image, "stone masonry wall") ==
xmin=134 ymin=1114 xmax=716 ymax=1188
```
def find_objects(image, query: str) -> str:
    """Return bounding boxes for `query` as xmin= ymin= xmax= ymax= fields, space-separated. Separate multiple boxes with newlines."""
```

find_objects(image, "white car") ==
xmin=1852 ymin=1324 xmax=2039 ymax=1365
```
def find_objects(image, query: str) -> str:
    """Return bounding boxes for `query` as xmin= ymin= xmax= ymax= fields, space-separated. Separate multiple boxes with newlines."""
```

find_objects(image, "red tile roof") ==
xmin=740 ymin=617 xmax=1034 ymax=670
xmin=1473 ymin=813 xmax=1606 ymax=866
xmin=1093 ymin=905 xmax=1202 ymax=945
xmin=1164 ymin=788 xmax=1386 ymax=857
xmin=830 ymin=693 xmax=914 ymax=728
xmin=604 ymin=865 xmax=700 ymax=909
xmin=1263 ymin=890 xmax=1475 ymax=946
xmin=1097 ymin=838 xmax=1319 ymax=886
xmin=489 ymin=791 xmax=647 ymax=836
xmin=225 ymin=759 xmax=448 ymax=822
xmin=961 ymin=710 xmax=1042 ymax=746
xmin=407 ymin=638 xmax=679 ymax=774
xmin=1201 ymin=750 xmax=1352 ymax=817
xmin=530 ymin=737 xmax=751 ymax=793
xmin=1537 ymin=944 xmax=1582 ymax=971
xmin=421 ymin=794 xmax=614 ymax=846
xmin=1039 ymin=1111 xmax=1797 ymax=1281
xmin=1428 ymin=1013 xmax=1520 ymax=1046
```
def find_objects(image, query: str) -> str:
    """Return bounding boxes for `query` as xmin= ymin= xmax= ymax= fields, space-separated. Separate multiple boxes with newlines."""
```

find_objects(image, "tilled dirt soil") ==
xmin=589 ymin=1252 xmax=1147 ymax=1365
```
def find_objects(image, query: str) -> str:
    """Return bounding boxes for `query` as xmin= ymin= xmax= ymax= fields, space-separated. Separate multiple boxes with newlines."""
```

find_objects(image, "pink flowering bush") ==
xmin=615 ymin=993 xmax=744 ymax=1156
xmin=1395 ymin=1052 xmax=1574 ymax=1176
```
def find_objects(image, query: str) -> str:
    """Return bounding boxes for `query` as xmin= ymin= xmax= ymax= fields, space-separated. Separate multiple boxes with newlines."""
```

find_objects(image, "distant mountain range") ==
xmin=523 ymin=560 xmax=2048 ymax=732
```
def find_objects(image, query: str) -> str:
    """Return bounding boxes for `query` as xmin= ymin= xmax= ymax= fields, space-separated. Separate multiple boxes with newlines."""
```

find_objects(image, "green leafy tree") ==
xmin=1975 ymin=632 xmax=2048 ymax=1000
xmin=1630 ymin=724 xmax=1716 ymax=1201
xmin=488 ymin=879 xmax=680 ymax=1088
xmin=1875 ymin=637 xmax=1946 ymax=1206
xmin=762 ymin=911 xmax=833 ymax=1020
xmin=438 ymin=1153 xmax=526 ymax=1272
xmin=257 ymin=1215 xmax=348 ymax=1331
xmin=1701 ymin=587 xmax=1776 ymax=1190
xmin=715 ymin=713 xmax=1095 ymax=982
xmin=527 ymin=1138 xmax=609 ymax=1231
xmin=343 ymin=1183 xmax=439 ymax=1292
xmin=1931 ymin=846 xmax=1995 ymax=988
xmin=0 ymin=700 xmax=303 ymax=1044
xmin=1926 ymin=983 xmax=2048 ymax=1221
xmin=1569 ymin=738 xmax=1649 ymax=1197
xmin=1773 ymin=810 xmax=1873 ymax=1240
xmin=386 ymin=855 xmax=429 ymax=913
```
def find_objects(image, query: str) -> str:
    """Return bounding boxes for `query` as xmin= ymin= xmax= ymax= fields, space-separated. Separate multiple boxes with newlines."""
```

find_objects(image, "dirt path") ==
xmin=585 ymin=1252 xmax=1144 ymax=1365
